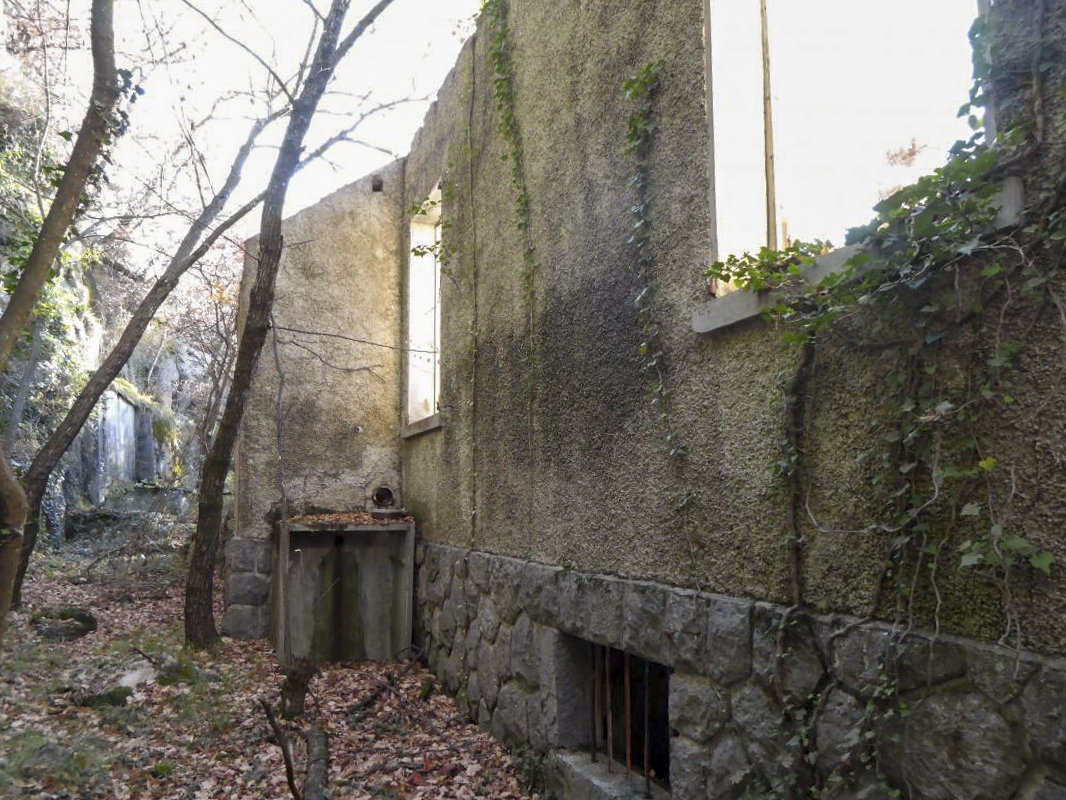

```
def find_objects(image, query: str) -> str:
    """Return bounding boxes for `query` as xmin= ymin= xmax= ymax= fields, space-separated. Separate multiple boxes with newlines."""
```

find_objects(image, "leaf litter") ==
xmin=1 ymin=553 xmax=536 ymax=800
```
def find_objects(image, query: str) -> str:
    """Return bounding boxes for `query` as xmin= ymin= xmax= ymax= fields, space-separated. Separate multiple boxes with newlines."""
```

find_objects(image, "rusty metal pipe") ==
xmin=624 ymin=652 xmax=632 ymax=777
xmin=589 ymin=644 xmax=597 ymax=762
xmin=644 ymin=659 xmax=652 ymax=797
xmin=605 ymin=647 xmax=613 ymax=773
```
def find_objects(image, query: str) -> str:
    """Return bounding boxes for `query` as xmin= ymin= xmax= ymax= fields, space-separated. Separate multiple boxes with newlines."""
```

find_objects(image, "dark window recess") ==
xmin=371 ymin=174 xmax=384 ymax=192
xmin=587 ymin=643 xmax=670 ymax=793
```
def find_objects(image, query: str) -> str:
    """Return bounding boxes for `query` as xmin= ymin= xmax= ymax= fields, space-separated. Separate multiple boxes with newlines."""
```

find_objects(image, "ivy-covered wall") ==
xmin=402 ymin=0 xmax=1066 ymax=658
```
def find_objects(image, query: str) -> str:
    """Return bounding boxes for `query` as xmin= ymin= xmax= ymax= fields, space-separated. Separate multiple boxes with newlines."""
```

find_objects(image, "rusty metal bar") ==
xmin=644 ymin=659 xmax=652 ymax=797
xmin=595 ymin=646 xmax=604 ymax=755
xmin=624 ymin=652 xmax=632 ymax=777
xmin=605 ymin=647 xmax=613 ymax=773
xmin=588 ymin=644 xmax=597 ymax=762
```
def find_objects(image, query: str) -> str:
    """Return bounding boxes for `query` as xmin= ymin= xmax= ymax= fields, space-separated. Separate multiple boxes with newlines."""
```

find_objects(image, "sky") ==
xmin=111 ymin=0 xmax=481 ymax=234
xmin=8 ymin=0 xmax=980 ymax=269
xmin=710 ymin=0 xmax=979 ymax=257
xmin=767 ymin=0 xmax=980 ymax=246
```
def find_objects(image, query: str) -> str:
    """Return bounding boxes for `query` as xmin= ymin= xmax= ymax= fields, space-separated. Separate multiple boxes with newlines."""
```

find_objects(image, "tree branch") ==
xmin=176 ymin=0 xmax=296 ymax=106
xmin=259 ymin=699 xmax=303 ymax=800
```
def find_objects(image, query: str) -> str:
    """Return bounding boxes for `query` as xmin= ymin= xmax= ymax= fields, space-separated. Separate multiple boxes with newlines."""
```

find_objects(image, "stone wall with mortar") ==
xmin=224 ymin=163 xmax=405 ymax=639
xmin=397 ymin=0 xmax=1066 ymax=655
xmin=418 ymin=542 xmax=1066 ymax=800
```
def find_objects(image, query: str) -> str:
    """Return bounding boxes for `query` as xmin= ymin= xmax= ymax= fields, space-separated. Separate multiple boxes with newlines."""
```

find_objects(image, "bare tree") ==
xmin=9 ymin=106 xmax=281 ymax=607
xmin=8 ymin=89 xmax=400 ymax=604
xmin=174 ymin=259 xmax=241 ymax=455
xmin=184 ymin=0 xmax=397 ymax=649
xmin=0 ymin=0 xmax=118 ymax=651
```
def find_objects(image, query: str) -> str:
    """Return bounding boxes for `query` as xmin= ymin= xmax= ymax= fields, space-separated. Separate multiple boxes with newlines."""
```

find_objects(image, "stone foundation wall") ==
xmin=417 ymin=542 xmax=1066 ymax=800
xmin=222 ymin=536 xmax=272 ymax=639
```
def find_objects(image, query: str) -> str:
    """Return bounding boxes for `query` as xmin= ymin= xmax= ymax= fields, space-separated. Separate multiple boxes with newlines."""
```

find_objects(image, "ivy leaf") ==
xmin=1030 ymin=551 xmax=1054 ymax=576
xmin=960 ymin=502 xmax=981 ymax=517
xmin=980 ymin=262 xmax=1002 ymax=278
xmin=977 ymin=457 xmax=996 ymax=472
xmin=1002 ymin=536 xmax=1038 ymax=556
xmin=959 ymin=551 xmax=984 ymax=568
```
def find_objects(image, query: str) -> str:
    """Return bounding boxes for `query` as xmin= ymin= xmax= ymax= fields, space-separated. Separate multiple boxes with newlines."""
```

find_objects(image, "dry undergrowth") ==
xmin=0 ymin=549 xmax=534 ymax=800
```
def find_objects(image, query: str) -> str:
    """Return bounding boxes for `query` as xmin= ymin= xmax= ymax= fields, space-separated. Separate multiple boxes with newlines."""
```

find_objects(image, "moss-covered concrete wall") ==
xmin=226 ymin=164 xmax=405 ymax=639
xmin=402 ymin=0 xmax=1066 ymax=656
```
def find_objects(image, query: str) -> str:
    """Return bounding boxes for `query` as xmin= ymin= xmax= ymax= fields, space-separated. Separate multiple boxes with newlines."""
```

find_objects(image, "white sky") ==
xmin=9 ymin=1 xmax=980 ymax=269
xmin=110 ymin=0 xmax=480 ymax=239
xmin=768 ymin=0 xmax=980 ymax=246
xmin=711 ymin=0 xmax=979 ymax=256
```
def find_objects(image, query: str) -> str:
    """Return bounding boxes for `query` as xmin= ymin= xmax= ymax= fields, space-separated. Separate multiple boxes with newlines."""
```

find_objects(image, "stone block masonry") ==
xmin=416 ymin=542 xmax=1066 ymax=800
xmin=221 ymin=536 xmax=272 ymax=639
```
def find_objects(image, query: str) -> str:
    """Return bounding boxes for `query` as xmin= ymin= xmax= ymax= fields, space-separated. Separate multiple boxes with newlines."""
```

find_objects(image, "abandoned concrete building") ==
xmin=224 ymin=0 xmax=1066 ymax=797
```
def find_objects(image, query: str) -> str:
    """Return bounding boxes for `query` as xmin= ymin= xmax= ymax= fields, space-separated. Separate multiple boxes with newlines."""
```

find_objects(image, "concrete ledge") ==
xmin=547 ymin=752 xmax=671 ymax=800
xmin=401 ymin=412 xmax=442 ymax=439
xmin=692 ymin=177 xmax=1025 ymax=337
xmin=691 ymin=246 xmax=859 ymax=335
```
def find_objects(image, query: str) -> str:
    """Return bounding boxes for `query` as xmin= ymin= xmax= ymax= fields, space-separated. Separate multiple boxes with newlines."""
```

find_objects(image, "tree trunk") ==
xmin=3 ymin=315 xmax=44 ymax=453
xmin=183 ymin=0 xmax=397 ymax=649
xmin=10 ymin=113 xmax=279 ymax=608
xmin=0 ymin=0 xmax=117 ymax=653
xmin=303 ymin=727 xmax=330 ymax=800
xmin=0 ymin=0 xmax=119 ymax=373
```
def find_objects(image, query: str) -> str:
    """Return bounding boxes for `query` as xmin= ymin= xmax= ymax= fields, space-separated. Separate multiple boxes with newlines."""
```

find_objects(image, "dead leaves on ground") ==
xmin=1 ymin=570 xmax=534 ymax=800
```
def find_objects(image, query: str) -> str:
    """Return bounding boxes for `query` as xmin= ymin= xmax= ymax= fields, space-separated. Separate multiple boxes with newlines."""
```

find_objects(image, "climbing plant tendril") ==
xmin=481 ymin=0 xmax=538 ymax=341
xmin=701 ymin=15 xmax=1066 ymax=790
xmin=481 ymin=0 xmax=539 ymax=523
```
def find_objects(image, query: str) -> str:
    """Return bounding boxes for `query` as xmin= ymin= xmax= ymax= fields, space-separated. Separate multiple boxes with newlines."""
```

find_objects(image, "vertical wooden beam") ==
xmin=760 ymin=0 xmax=778 ymax=249
xmin=398 ymin=523 xmax=415 ymax=656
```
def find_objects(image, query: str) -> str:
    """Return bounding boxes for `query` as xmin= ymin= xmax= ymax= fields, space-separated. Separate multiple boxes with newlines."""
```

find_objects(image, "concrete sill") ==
xmin=547 ymin=752 xmax=671 ymax=800
xmin=401 ymin=412 xmax=442 ymax=439
xmin=691 ymin=246 xmax=859 ymax=335
xmin=691 ymin=177 xmax=1024 ymax=337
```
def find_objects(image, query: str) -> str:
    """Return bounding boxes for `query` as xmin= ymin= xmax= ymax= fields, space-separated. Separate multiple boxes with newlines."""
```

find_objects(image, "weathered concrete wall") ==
xmin=227 ymin=0 xmax=1066 ymax=790
xmin=287 ymin=527 xmax=412 ymax=662
xmin=418 ymin=542 xmax=1066 ymax=800
xmin=400 ymin=0 xmax=1066 ymax=655
xmin=403 ymin=0 xmax=720 ymax=586
xmin=225 ymin=163 xmax=405 ymax=638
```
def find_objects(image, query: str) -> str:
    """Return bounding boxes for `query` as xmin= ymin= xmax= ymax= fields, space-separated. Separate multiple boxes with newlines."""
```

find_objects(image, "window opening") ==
xmin=587 ymin=643 xmax=671 ymax=794
xmin=407 ymin=184 xmax=443 ymax=423
xmin=708 ymin=0 xmax=979 ymax=259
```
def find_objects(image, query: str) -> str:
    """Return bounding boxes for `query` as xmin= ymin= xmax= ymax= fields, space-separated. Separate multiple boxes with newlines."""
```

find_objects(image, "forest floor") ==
xmin=0 ymin=537 xmax=538 ymax=800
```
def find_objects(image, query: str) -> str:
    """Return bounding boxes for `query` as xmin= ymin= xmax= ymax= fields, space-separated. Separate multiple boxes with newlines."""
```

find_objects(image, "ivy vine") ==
xmin=704 ymin=14 xmax=1063 ymax=647
xmin=482 ymin=0 xmax=538 ymax=341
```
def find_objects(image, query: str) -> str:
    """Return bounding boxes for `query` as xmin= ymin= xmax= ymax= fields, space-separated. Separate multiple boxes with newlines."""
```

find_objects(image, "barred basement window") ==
xmin=587 ymin=643 xmax=671 ymax=794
